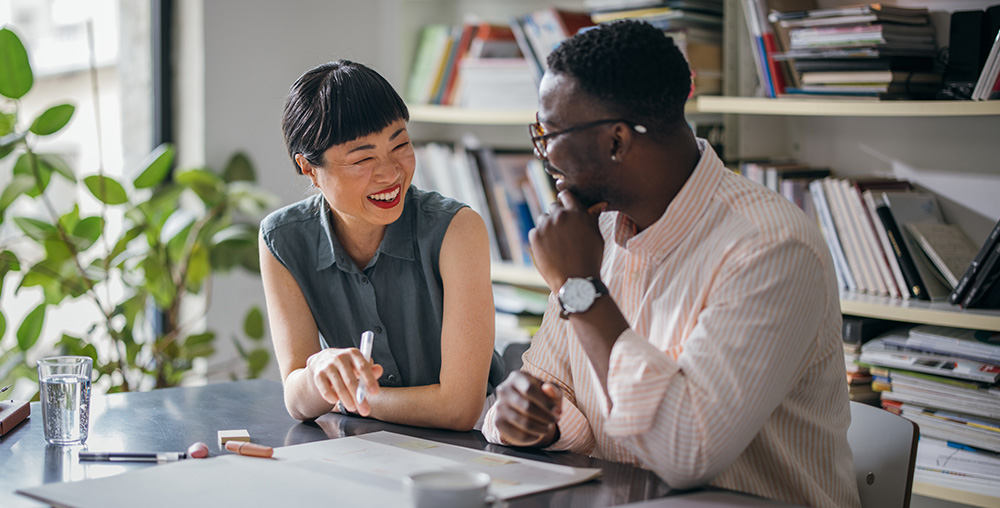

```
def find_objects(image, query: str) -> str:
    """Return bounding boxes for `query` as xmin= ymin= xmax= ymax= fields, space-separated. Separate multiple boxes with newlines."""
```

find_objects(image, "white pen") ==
xmin=355 ymin=330 xmax=375 ymax=405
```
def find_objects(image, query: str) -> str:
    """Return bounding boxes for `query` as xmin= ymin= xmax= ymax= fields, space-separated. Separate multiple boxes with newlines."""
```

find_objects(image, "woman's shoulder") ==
xmin=260 ymin=194 xmax=324 ymax=237
xmin=409 ymin=186 xmax=466 ymax=218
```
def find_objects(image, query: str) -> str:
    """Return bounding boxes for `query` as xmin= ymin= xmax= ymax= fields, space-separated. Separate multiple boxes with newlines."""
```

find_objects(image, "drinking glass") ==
xmin=36 ymin=356 xmax=93 ymax=445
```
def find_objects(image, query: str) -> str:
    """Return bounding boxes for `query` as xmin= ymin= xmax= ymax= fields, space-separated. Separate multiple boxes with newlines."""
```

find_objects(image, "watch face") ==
xmin=560 ymin=278 xmax=597 ymax=314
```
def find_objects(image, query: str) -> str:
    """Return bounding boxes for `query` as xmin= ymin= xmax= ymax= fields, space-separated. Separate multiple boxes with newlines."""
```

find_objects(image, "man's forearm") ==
xmin=567 ymin=295 xmax=629 ymax=397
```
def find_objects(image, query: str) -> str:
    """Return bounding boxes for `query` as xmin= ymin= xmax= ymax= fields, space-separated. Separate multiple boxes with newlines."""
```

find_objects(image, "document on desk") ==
xmin=17 ymin=431 xmax=602 ymax=508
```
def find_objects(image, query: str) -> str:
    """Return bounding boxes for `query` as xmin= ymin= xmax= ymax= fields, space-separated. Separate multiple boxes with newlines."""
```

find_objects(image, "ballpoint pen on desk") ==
xmin=80 ymin=442 xmax=210 ymax=462
xmin=355 ymin=330 xmax=375 ymax=405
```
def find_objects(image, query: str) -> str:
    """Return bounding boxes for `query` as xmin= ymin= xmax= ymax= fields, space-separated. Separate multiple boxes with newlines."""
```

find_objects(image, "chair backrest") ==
xmin=846 ymin=401 xmax=919 ymax=508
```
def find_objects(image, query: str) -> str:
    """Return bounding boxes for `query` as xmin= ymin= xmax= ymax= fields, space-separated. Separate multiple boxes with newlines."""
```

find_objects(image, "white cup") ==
xmin=404 ymin=469 xmax=491 ymax=508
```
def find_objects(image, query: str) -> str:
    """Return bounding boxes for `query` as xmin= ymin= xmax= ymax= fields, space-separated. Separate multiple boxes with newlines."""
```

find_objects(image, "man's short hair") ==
xmin=547 ymin=20 xmax=691 ymax=132
xmin=282 ymin=60 xmax=409 ymax=174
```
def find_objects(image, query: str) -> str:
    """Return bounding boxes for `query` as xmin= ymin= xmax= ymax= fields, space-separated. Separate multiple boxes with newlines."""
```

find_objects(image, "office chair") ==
xmin=847 ymin=401 xmax=919 ymax=508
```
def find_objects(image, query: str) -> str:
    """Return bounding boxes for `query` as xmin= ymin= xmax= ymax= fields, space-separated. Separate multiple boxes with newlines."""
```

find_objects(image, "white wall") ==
xmin=181 ymin=0 xmax=584 ymax=381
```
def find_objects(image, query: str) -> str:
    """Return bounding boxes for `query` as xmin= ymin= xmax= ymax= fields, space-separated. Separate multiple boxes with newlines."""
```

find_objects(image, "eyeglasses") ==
xmin=528 ymin=113 xmax=647 ymax=159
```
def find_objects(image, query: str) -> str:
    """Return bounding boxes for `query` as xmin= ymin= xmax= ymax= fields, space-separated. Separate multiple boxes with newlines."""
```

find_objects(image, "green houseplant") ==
xmin=0 ymin=26 xmax=273 ymax=392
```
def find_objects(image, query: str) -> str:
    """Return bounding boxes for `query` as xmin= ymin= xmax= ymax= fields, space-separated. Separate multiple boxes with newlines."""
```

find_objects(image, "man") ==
xmin=482 ymin=20 xmax=861 ymax=508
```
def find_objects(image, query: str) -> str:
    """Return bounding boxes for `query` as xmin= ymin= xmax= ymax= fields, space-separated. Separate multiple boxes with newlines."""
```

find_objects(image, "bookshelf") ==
xmin=409 ymin=103 xmax=704 ymax=125
xmin=695 ymin=96 xmax=1000 ymax=117
xmin=403 ymin=1 xmax=1000 ymax=506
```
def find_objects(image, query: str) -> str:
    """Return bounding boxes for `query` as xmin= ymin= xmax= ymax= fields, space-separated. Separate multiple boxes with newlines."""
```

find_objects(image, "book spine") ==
xmin=875 ymin=204 xmax=926 ymax=299
xmin=961 ymin=239 xmax=1000 ymax=309
xmin=809 ymin=179 xmax=856 ymax=291
xmin=951 ymin=218 xmax=1000 ymax=304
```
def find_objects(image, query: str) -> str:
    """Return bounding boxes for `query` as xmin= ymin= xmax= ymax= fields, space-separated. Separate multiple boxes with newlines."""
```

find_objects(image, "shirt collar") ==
xmin=315 ymin=189 xmax=416 ymax=272
xmin=613 ymin=138 xmax=724 ymax=259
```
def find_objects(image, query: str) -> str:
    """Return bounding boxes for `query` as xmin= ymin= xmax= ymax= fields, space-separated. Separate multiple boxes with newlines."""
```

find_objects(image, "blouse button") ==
xmin=387 ymin=374 xmax=397 ymax=383
xmin=361 ymin=277 xmax=369 ymax=284
xmin=374 ymin=325 xmax=383 ymax=333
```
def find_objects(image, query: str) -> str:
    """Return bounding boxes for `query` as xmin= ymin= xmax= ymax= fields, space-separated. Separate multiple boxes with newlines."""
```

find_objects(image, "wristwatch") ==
xmin=557 ymin=277 xmax=608 ymax=319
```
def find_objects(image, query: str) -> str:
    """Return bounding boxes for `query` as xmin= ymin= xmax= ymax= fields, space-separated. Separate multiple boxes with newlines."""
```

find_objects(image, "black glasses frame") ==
xmin=528 ymin=114 xmax=647 ymax=159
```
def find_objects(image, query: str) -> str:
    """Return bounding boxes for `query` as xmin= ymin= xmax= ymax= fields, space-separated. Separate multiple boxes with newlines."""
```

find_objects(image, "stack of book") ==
xmin=767 ymin=3 xmax=941 ymax=99
xmin=509 ymin=7 xmax=595 ymax=85
xmin=861 ymin=325 xmax=1000 ymax=498
xmin=842 ymin=316 xmax=898 ymax=404
xmin=412 ymin=138 xmax=555 ymax=267
xmin=585 ymin=0 xmax=724 ymax=96
xmin=406 ymin=22 xmax=536 ymax=108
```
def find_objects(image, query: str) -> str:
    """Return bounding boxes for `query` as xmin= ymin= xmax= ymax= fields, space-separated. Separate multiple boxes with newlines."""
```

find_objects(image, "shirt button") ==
xmin=374 ymin=325 xmax=383 ymax=334
xmin=361 ymin=277 xmax=369 ymax=284
xmin=387 ymin=374 xmax=397 ymax=383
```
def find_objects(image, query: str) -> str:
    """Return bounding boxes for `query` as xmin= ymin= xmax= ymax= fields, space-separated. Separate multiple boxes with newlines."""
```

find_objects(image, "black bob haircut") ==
xmin=282 ymin=60 xmax=409 ymax=174
xmin=546 ymin=20 xmax=691 ymax=133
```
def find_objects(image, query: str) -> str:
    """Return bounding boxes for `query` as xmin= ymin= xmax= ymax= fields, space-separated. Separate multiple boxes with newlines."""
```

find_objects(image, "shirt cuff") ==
xmin=603 ymin=328 xmax=680 ymax=437
xmin=546 ymin=397 xmax=596 ymax=454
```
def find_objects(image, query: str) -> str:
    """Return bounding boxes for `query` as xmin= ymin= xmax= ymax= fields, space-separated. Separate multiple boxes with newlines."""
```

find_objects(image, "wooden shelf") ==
xmin=408 ymin=103 xmax=705 ymax=125
xmin=913 ymin=480 xmax=1000 ymax=508
xmin=491 ymin=263 xmax=547 ymax=289
xmin=409 ymin=104 xmax=535 ymax=125
xmin=491 ymin=268 xmax=1000 ymax=331
xmin=840 ymin=292 xmax=1000 ymax=332
xmin=694 ymin=96 xmax=1000 ymax=117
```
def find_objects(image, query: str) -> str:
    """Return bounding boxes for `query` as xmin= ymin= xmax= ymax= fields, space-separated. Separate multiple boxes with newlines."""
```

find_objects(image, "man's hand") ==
xmin=306 ymin=347 xmax=383 ymax=416
xmin=529 ymin=190 xmax=605 ymax=293
xmin=493 ymin=371 xmax=563 ymax=448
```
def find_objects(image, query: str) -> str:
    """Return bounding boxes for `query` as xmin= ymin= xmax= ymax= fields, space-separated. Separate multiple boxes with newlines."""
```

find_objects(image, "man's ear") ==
xmin=609 ymin=123 xmax=634 ymax=162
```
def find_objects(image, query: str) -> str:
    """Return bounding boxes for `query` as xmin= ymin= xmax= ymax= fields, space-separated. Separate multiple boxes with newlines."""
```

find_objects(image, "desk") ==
xmin=0 ymin=379 xmax=798 ymax=507
xmin=1 ymin=379 xmax=671 ymax=507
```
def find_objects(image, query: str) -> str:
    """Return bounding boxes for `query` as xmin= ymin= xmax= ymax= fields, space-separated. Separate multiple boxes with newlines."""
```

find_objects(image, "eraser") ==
xmin=0 ymin=400 xmax=30 ymax=437
xmin=217 ymin=429 xmax=250 ymax=448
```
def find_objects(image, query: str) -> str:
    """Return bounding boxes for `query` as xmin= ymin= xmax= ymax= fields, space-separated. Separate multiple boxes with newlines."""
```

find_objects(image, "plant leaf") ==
xmin=133 ymin=143 xmax=175 ymax=189
xmin=13 ymin=152 xmax=50 ymax=197
xmin=0 ymin=130 xmax=25 ymax=160
xmin=184 ymin=243 xmax=210 ymax=290
xmin=0 ymin=174 xmax=35 ymax=220
xmin=39 ymin=153 xmax=75 ymax=182
xmin=29 ymin=103 xmax=74 ymax=135
xmin=72 ymin=216 xmax=105 ymax=250
xmin=0 ymin=111 xmax=13 ymax=136
xmin=243 ymin=307 xmax=264 ymax=340
xmin=0 ymin=311 xmax=5 ymax=340
xmin=174 ymin=168 xmax=223 ymax=203
xmin=13 ymin=216 xmax=58 ymax=241
xmin=0 ymin=28 xmax=33 ymax=99
xmin=0 ymin=249 xmax=20 ymax=295
xmin=223 ymin=152 xmax=255 ymax=183
xmin=84 ymin=175 xmax=128 ymax=205
xmin=16 ymin=303 xmax=45 ymax=351
xmin=246 ymin=349 xmax=270 ymax=377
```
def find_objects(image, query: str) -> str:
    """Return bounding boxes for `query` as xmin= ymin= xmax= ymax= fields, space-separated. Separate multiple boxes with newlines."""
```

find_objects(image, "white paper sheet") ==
xmin=17 ymin=431 xmax=602 ymax=508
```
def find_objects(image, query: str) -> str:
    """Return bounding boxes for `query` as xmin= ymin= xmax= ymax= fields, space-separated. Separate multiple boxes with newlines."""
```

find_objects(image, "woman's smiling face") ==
xmin=307 ymin=118 xmax=416 ymax=229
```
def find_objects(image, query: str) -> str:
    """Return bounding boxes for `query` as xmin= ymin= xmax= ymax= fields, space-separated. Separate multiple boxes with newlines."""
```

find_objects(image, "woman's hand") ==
xmin=305 ymin=348 xmax=383 ymax=416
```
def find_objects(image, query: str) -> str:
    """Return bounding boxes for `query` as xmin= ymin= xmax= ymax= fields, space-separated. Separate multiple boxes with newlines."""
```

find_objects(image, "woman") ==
xmin=260 ymin=60 xmax=501 ymax=430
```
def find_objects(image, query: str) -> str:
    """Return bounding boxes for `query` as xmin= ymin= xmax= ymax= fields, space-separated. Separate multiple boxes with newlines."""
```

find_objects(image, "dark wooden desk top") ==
xmin=0 ymin=379 xmax=674 ymax=507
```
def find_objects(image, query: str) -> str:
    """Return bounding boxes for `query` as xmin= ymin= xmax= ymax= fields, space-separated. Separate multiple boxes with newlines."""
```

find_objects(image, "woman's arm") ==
xmin=364 ymin=207 xmax=495 ymax=430
xmin=259 ymin=234 xmax=381 ymax=420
